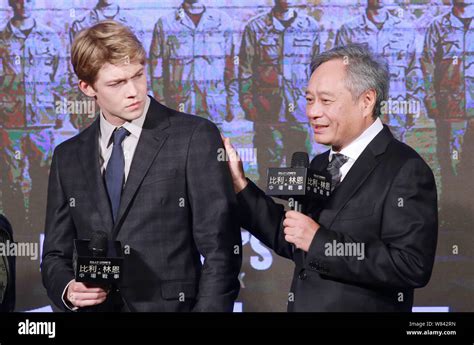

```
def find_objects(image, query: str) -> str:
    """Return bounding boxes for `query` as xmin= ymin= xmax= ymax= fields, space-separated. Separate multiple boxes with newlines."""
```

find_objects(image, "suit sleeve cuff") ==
xmin=235 ymin=179 xmax=262 ymax=229
xmin=305 ymin=225 xmax=333 ymax=275
xmin=62 ymin=279 xmax=78 ymax=312
xmin=236 ymin=178 xmax=259 ymax=204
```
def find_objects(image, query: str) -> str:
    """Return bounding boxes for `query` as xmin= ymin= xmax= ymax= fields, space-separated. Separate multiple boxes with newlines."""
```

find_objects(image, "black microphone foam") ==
xmin=88 ymin=231 xmax=108 ymax=257
xmin=291 ymin=152 xmax=309 ymax=168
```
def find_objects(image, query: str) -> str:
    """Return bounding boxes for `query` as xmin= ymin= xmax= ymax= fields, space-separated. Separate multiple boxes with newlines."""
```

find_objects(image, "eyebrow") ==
xmin=317 ymin=91 xmax=336 ymax=97
xmin=107 ymin=67 xmax=144 ymax=84
xmin=305 ymin=90 xmax=335 ymax=97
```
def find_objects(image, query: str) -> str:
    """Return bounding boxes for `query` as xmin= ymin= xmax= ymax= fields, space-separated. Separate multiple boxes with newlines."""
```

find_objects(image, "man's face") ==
xmin=453 ymin=0 xmax=474 ymax=18
xmin=453 ymin=0 xmax=474 ymax=6
xmin=274 ymin=0 xmax=300 ymax=10
xmin=80 ymin=61 xmax=148 ymax=125
xmin=9 ymin=0 xmax=34 ymax=19
xmin=305 ymin=59 xmax=372 ymax=151
xmin=367 ymin=0 xmax=394 ymax=10
xmin=98 ymin=0 xmax=118 ymax=6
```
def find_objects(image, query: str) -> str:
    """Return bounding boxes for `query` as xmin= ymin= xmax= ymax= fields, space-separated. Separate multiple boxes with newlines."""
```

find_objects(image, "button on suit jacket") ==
xmin=237 ymin=126 xmax=438 ymax=311
xmin=41 ymin=97 xmax=242 ymax=312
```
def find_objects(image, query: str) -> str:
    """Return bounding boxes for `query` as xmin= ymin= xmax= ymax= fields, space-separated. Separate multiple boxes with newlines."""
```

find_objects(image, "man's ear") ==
xmin=78 ymin=80 xmax=97 ymax=98
xmin=361 ymin=89 xmax=377 ymax=119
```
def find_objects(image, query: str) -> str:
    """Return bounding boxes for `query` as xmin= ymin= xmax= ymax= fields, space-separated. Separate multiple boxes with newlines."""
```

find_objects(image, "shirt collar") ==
xmin=362 ymin=10 xmax=399 ymax=32
xmin=270 ymin=9 xmax=298 ymax=32
xmin=93 ymin=4 xmax=120 ymax=20
xmin=176 ymin=4 xmax=208 ymax=29
xmin=329 ymin=117 xmax=384 ymax=162
xmin=7 ymin=19 xmax=37 ymax=39
xmin=100 ymin=95 xmax=150 ymax=148
xmin=448 ymin=11 xmax=474 ymax=29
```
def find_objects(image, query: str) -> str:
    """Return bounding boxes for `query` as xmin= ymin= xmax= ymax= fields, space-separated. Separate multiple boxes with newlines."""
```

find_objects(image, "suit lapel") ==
xmin=78 ymin=120 xmax=114 ymax=234
xmin=320 ymin=126 xmax=394 ymax=229
xmin=310 ymin=150 xmax=330 ymax=171
xmin=113 ymin=98 xmax=170 ymax=237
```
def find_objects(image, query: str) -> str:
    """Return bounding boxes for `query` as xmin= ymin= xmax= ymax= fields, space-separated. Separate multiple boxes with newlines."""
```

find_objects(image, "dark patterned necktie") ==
xmin=327 ymin=153 xmax=349 ymax=191
xmin=105 ymin=127 xmax=130 ymax=223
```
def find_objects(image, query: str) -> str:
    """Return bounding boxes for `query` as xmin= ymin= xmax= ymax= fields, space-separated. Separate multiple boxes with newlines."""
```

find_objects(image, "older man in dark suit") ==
xmin=223 ymin=44 xmax=438 ymax=312
xmin=41 ymin=20 xmax=241 ymax=312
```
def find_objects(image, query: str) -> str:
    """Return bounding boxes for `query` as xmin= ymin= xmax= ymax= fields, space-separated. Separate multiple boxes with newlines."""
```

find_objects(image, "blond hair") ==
xmin=71 ymin=20 xmax=146 ymax=86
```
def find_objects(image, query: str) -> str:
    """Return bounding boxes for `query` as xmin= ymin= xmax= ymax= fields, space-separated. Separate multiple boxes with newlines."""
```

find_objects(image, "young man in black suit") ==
xmin=223 ymin=44 xmax=438 ymax=312
xmin=41 ymin=20 xmax=242 ymax=312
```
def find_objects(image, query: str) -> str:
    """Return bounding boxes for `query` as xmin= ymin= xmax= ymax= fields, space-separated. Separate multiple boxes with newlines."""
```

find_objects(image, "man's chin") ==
xmin=124 ymin=107 xmax=145 ymax=119
xmin=313 ymin=134 xmax=331 ymax=146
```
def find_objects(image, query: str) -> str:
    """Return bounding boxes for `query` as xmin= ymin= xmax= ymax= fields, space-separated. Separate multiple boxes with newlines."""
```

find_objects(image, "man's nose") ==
xmin=307 ymin=102 xmax=323 ymax=120
xmin=126 ymin=80 xmax=138 ymax=97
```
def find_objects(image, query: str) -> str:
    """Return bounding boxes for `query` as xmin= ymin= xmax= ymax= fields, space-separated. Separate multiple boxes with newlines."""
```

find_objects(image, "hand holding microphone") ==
xmin=267 ymin=151 xmax=329 ymax=252
xmin=283 ymin=210 xmax=320 ymax=252
xmin=65 ymin=281 xmax=109 ymax=308
xmin=220 ymin=135 xmax=325 ymax=252
xmin=66 ymin=230 xmax=123 ymax=310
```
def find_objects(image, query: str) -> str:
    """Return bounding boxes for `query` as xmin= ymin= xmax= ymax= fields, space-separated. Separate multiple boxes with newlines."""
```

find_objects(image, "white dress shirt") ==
xmin=99 ymin=96 xmax=150 ymax=181
xmin=62 ymin=96 xmax=151 ymax=311
xmin=329 ymin=117 xmax=384 ymax=182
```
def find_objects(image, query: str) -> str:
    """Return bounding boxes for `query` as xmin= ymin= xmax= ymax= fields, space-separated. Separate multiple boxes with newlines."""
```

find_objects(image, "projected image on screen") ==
xmin=0 ymin=0 xmax=472 ymax=312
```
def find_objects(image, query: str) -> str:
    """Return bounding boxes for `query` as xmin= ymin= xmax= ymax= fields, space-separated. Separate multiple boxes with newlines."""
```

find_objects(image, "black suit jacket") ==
xmin=0 ymin=214 xmax=15 ymax=312
xmin=237 ymin=126 xmax=438 ymax=311
xmin=41 ymin=97 xmax=242 ymax=312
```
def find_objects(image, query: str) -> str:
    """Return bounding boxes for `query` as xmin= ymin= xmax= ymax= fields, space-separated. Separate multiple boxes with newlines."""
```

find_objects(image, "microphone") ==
xmin=73 ymin=231 xmax=124 ymax=284
xmin=266 ymin=152 xmax=331 ymax=254
xmin=87 ymin=230 xmax=108 ymax=257
xmin=266 ymin=151 xmax=332 ymax=213
xmin=289 ymin=152 xmax=310 ymax=213
xmin=291 ymin=152 xmax=309 ymax=169
xmin=72 ymin=231 xmax=125 ymax=311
